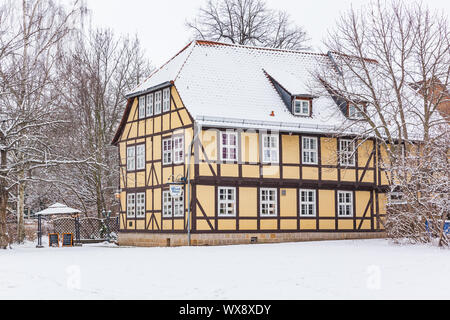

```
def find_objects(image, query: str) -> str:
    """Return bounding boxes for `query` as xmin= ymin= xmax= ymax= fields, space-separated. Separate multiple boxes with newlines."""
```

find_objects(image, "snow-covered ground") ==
xmin=1 ymin=239 xmax=449 ymax=300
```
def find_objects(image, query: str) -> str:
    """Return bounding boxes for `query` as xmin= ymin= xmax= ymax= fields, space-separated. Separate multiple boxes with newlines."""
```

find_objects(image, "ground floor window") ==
xmin=338 ymin=191 xmax=353 ymax=217
xmin=260 ymin=188 xmax=277 ymax=216
xmin=163 ymin=190 xmax=184 ymax=217
xmin=126 ymin=193 xmax=135 ymax=218
xmin=173 ymin=191 xmax=184 ymax=217
xmin=136 ymin=193 xmax=145 ymax=218
xmin=299 ymin=189 xmax=316 ymax=217
xmin=163 ymin=191 xmax=172 ymax=217
xmin=218 ymin=187 xmax=236 ymax=217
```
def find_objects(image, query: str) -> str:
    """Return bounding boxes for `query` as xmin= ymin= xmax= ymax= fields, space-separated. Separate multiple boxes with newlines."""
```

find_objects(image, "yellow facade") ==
xmin=115 ymin=84 xmax=387 ymax=240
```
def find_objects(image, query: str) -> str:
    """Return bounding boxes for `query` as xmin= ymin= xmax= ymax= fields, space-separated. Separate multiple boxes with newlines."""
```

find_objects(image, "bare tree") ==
xmin=50 ymin=28 xmax=153 ymax=218
xmin=0 ymin=0 xmax=84 ymax=248
xmin=314 ymin=0 xmax=449 ymax=245
xmin=186 ymin=0 xmax=310 ymax=50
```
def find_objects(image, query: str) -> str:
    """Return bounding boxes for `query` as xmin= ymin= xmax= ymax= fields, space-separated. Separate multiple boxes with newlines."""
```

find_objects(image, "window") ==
xmin=173 ymin=191 xmax=184 ymax=217
xmin=218 ymin=187 xmax=236 ymax=217
xmin=293 ymin=99 xmax=311 ymax=116
xmin=299 ymin=189 xmax=316 ymax=217
xmin=127 ymin=193 xmax=135 ymax=218
xmin=262 ymin=134 xmax=279 ymax=163
xmin=162 ymin=190 xmax=184 ymax=218
xmin=339 ymin=139 xmax=355 ymax=166
xmin=302 ymin=137 xmax=318 ymax=165
xmin=139 ymin=96 xmax=146 ymax=119
xmin=146 ymin=93 xmax=153 ymax=116
xmin=220 ymin=132 xmax=237 ymax=162
xmin=260 ymin=188 xmax=277 ymax=217
xmin=154 ymin=91 xmax=162 ymax=114
xmin=162 ymin=139 xmax=173 ymax=165
xmin=173 ymin=136 xmax=184 ymax=164
xmin=338 ymin=191 xmax=353 ymax=217
xmin=162 ymin=88 xmax=170 ymax=112
xmin=163 ymin=191 xmax=172 ymax=217
xmin=136 ymin=193 xmax=145 ymax=218
xmin=127 ymin=146 xmax=135 ymax=171
xmin=348 ymin=103 xmax=364 ymax=119
xmin=136 ymin=144 xmax=145 ymax=170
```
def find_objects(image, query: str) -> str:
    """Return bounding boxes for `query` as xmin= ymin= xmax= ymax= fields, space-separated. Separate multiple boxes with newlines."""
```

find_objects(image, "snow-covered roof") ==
xmin=121 ymin=40 xmax=432 ymax=140
xmin=35 ymin=203 xmax=81 ymax=216
xmin=126 ymin=40 xmax=352 ymax=134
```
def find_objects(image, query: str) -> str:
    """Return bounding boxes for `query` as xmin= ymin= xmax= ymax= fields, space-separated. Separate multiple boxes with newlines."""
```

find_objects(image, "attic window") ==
xmin=348 ymin=103 xmax=365 ymax=120
xmin=292 ymin=98 xmax=311 ymax=117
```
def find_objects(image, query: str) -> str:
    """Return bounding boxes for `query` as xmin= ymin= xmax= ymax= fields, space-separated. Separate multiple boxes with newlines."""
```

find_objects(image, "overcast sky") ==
xmin=83 ymin=0 xmax=449 ymax=67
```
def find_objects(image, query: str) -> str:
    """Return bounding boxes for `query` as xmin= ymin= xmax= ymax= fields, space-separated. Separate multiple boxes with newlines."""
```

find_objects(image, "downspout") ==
xmin=186 ymin=122 xmax=201 ymax=246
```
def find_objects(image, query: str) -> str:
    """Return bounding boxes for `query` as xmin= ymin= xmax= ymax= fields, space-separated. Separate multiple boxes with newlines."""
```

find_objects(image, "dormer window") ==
xmin=292 ymin=98 xmax=311 ymax=117
xmin=348 ymin=103 xmax=365 ymax=120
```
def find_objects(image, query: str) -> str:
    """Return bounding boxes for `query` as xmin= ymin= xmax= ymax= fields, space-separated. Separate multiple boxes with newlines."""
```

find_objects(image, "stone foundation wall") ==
xmin=118 ymin=231 xmax=386 ymax=247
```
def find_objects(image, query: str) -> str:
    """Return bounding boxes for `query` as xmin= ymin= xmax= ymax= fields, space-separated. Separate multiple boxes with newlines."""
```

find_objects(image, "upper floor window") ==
xmin=162 ymin=136 xmax=184 ymax=165
xmin=146 ymin=93 xmax=154 ymax=116
xmin=337 ymin=191 xmax=353 ymax=217
xmin=136 ymin=144 xmax=145 ymax=170
xmin=339 ymin=139 xmax=356 ymax=167
xmin=220 ymin=132 xmax=237 ymax=162
xmin=293 ymin=98 xmax=311 ymax=116
xmin=139 ymin=96 xmax=146 ymax=119
xmin=260 ymin=188 xmax=277 ymax=217
xmin=218 ymin=187 xmax=236 ymax=217
xmin=162 ymin=88 xmax=170 ymax=112
xmin=173 ymin=136 xmax=184 ymax=164
xmin=262 ymin=134 xmax=279 ymax=164
xmin=126 ymin=146 xmax=135 ymax=171
xmin=348 ymin=103 xmax=365 ymax=120
xmin=302 ymin=137 xmax=318 ymax=165
xmin=154 ymin=91 xmax=162 ymax=114
xmin=162 ymin=139 xmax=173 ymax=165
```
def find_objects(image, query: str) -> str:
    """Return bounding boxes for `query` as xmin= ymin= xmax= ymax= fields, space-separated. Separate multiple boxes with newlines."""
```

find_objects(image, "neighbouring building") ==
xmin=112 ymin=40 xmax=390 ymax=247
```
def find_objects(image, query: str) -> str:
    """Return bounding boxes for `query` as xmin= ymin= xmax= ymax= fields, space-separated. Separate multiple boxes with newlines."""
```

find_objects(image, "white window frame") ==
xmin=218 ymin=187 xmax=236 ymax=217
xmin=302 ymin=137 xmax=318 ymax=165
xmin=136 ymin=144 xmax=145 ymax=170
xmin=293 ymin=99 xmax=311 ymax=116
xmin=139 ymin=96 xmax=146 ymax=119
xmin=173 ymin=135 xmax=184 ymax=164
xmin=126 ymin=146 xmax=136 ymax=171
xmin=262 ymin=134 xmax=279 ymax=164
xmin=136 ymin=192 xmax=146 ymax=218
xmin=260 ymin=188 xmax=277 ymax=217
xmin=162 ymin=88 xmax=170 ymax=112
xmin=339 ymin=139 xmax=356 ymax=167
xmin=162 ymin=139 xmax=173 ymax=165
xmin=299 ymin=189 xmax=316 ymax=217
xmin=173 ymin=191 xmax=184 ymax=217
xmin=337 ymin=191 xmax=353 ymax=217
xmin=154 ymin=91 xmax=162 ymax=115
xmin=220 ymin=132 xmax=238 ymax=162
xmin=348 ymin=103 xmax=365 ymax=119
xmin=163 ymin=191 xmax=172 ymax=217
xmin=146 ymin=93 xmax=153 ymax=117
xmin=126 ymin=193 xmax=136 ymax=218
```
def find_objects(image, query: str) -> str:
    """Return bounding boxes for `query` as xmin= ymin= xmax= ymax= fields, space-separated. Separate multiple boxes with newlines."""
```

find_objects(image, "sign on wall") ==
xmin=169 ymin=184 xmax=183 ymax=199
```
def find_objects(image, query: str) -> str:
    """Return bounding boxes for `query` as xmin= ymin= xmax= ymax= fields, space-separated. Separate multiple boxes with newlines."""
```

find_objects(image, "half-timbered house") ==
xmin=112 ymin=40 xmax=390 ymax=247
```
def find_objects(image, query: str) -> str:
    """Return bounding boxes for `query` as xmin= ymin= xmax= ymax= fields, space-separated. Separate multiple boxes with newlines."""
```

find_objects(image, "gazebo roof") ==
xmin=35 ymin=203 xmax=81 ymax=216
